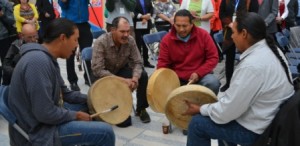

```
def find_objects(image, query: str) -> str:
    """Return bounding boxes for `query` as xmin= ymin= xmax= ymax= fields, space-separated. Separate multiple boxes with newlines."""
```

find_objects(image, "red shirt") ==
xmin=157 ymin=25 xmax=219 ymax=81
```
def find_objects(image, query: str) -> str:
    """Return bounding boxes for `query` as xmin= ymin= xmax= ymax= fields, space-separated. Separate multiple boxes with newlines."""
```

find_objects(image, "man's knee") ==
xmin=199 ymin=75 xmax=220 ymax=94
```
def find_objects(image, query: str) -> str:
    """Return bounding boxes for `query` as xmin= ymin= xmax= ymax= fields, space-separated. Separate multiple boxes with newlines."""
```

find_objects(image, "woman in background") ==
xmin=13 ymin=0 xmax=39 ymax=33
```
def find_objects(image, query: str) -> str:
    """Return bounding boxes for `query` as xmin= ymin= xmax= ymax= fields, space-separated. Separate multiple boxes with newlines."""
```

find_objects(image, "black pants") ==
xmin=66 ymin=22 xmax=93 ymax=84
xmin=115 ymin=67 xmax=149 ymax=111
xmin=134 ymin=29 xmax=150 ymax=63
xmin=0 ymin=36 xmax=17 ymax=85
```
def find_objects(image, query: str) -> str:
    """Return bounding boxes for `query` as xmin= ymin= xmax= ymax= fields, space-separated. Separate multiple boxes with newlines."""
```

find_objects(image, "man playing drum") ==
xmin=157 ymin=9 xmax=220 ymax=95
xmin=184 ymin=12 xmax=294 ymax=146
xmin=8 ymin=18 xmax=115 ymax=146
xmin=92 ymin=16 xmax=151 ymax=127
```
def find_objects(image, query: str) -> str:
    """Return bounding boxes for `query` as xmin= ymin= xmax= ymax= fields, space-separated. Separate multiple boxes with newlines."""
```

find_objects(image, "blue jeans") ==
xmin=58 ymin=102 xmax=115 ymax=146
xmin=180 ymin=74 xmax=220 ymax=95
xmin=187 ymin=115 xmax=259 ymax=146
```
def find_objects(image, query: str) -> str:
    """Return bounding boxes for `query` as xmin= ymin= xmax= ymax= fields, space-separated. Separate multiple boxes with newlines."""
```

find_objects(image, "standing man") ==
xmin=157 ymin=9 xmax=220 ymax=95
xmin=58 ymin=0 xmax=93 ymax=91
xmin=92 ymin=17 xmax=151 ymax=127
xmin=105 ymin=0 xmax=136 ymax=37
xmin=257 ymin=0 xmax=278 ymax=35
xmin=8 ymin=18 xmax=115 ymax=146
xmin=133 ymin=0 xmax=154 ymax=68
xmin=36 ymin=0 xmax=56 ymax=42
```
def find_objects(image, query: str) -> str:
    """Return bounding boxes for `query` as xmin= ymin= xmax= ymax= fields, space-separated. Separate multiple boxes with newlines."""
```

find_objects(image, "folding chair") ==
xmin=276 ymin=35 xmax=300 ymax=78
xmin=81 ymin=47 xmax=93 ymax=86
xmin=213 ymin=30 xmax=224 ymax=54
xmin=143 ymin=31 xmax=168 ymax=61
xmin=89 ymin=22 xmax=106 ymax=39
xmin=290 ymin=26 xmax=300 ymax=49
xmin=0 ymin=86 xmax=29 ymax=141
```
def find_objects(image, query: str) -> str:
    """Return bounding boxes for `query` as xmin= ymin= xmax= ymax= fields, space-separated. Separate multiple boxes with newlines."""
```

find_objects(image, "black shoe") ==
xmin=70 ymin=83 xmax=80 ymax=91
xmin=144 ymin=62 xmax=154 ymax=68
xmin=116 ymin=116 xmax=132 ymax=128
xmin=137 ymin=109 xmax=151 ymax=123
xmin=182 ymin=129 xmax=188 ymax=135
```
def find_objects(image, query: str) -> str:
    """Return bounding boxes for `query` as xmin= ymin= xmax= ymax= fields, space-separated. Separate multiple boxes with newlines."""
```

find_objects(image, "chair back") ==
xmin=143 ymin=31 xmax=168 ymax=61
xmin=282 ymin=28 xmax=290 ymax=38
xmin=276 ymin=35 xmax=289 ymax=48
xmin=213 ymin=31 xmax=224 ymax=44
xmin=81 ymin=47 xmax=93 ymax=61
xmin=0 ymin=86 xmax=29 ymax=140
xmin=0 ymin=86 xmax=16 ymax=124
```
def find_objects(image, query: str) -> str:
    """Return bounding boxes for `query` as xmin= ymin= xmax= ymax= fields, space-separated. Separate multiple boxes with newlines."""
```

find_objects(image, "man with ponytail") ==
xmin=183 ymin=12 xmax=294 ymax=146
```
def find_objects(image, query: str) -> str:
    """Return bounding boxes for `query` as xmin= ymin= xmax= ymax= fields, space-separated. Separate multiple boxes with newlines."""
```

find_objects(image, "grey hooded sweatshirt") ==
xmin=8 ymin=43 xmax=87 ymax=146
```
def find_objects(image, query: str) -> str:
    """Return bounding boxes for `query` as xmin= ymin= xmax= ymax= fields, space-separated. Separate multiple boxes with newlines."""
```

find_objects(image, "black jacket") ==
xmin=2 ymin=39 xmax=23 ymax=85
xmin=253 ymin=90 xmax=300 ymax=146
xmin=133 ymin=0 xmax=153 ymax=29
xmin=36 ymin=0 xmax=56 ymax=22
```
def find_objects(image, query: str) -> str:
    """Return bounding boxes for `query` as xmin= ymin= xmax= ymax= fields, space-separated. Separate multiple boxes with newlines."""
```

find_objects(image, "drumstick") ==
xmin=187 ymin=80 xmax=193 ymax=85
xmin=90 ymin=105 xmax=119 ymax=118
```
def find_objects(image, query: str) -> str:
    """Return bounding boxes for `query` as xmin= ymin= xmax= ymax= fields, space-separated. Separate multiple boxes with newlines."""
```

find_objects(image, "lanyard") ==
xmin=234 ymin=0 xmax=240 ymax=12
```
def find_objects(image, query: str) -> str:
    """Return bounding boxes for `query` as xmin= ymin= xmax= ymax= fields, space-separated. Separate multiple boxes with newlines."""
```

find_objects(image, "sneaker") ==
xmin=137 ymin=109 xmax=151 ymax=123
xmin=70 ymin=83 xmax=80 ymax=91
xmin=116 ymin=116 xmax=132 ymax=128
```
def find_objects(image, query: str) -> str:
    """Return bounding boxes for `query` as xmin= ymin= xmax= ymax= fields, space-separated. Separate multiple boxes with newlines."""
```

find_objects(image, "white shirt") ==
xmin=278 ymin=0 xmax=290 ymax=19
xmin=179 ymin=0 xmax=214 ymax=32
xmin=201 ymin=40 xmax=295 ymax=134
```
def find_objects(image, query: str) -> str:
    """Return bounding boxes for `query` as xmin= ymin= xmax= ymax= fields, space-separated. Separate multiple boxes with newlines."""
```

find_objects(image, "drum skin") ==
xmin=147 ymin=68 xmax=180 ymax=113
xmin=165 ymin=85 xmax=217 ymax=130
xmin=88 ymin=76 xmax=133 ymax=124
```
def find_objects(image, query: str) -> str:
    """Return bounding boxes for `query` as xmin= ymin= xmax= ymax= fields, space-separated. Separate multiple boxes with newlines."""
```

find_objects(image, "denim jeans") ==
xmin=187 ymin=115 xmax=259 ymax=146
xmin=59 ymin=102 xmax=115 ymax=146
xmin=180 ymin=74 xmax=221 ymax=95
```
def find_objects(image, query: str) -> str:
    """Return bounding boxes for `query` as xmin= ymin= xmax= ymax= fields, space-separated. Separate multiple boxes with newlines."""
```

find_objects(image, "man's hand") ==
xmin=182 ymin=100 xmax=200 ymax=116
xmin=142 ymin=18 xmax=147 ymax=24
xmin=189 ymin=73 xmax=199 ymax=84
xmin=142 ymin=14 xmax=151 ymax=20
xmin=76 ymin=111 xmax=91 ymax=121
xmin=124 ymin=78 xmax=137 ymax=91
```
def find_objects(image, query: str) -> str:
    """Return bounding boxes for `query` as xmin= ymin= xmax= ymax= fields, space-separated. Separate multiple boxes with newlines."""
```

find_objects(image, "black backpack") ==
xmin=253 ymin=89 xmax=300 ymax=146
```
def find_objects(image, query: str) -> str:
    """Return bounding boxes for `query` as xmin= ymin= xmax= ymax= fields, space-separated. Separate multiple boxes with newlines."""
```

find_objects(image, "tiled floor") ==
xmin=0 ymin=58 xmax=224 ymax=146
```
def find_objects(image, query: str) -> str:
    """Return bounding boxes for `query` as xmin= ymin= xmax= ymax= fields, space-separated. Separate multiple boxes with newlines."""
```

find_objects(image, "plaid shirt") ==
xmin=92 ymin=32 xmax=143 ymax=79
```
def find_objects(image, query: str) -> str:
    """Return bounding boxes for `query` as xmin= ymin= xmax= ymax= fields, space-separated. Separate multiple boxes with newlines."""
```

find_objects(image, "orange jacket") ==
xmin=210 ymin=0 xmax=222 ymax=31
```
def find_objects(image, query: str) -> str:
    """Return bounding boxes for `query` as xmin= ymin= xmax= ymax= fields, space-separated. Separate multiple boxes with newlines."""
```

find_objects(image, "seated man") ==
xmin=92 ymin=16 xmax=151 ymax=127
xmin=184 ymin=12 xmax=295 ymax=146
xmin=2 ymin=24 xmax=38 ymax=85
xmin=157 ymin=9 xmax=220 ymax=95
xmin=8 ymin=18 xmax=115 ymax=146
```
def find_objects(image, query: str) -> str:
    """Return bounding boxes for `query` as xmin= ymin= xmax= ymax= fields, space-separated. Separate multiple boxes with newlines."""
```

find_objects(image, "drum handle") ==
xmin=90 ymin=105 xmax=119 ymax=118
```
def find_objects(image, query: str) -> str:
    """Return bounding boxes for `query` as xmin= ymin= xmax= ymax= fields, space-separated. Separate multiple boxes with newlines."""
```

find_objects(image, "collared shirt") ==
xmin=201 ymin=40 xmax=294 ymax=134
xmin=92 ymin=32 xmax=143 ymax=79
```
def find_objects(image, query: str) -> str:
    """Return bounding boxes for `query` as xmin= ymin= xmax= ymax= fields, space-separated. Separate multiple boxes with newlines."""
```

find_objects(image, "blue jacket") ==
xmin=58 ymin=0 xmax=89 ymax=23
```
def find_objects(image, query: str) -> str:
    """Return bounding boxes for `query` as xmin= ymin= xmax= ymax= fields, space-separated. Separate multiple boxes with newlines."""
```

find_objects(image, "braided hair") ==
xmin=235 ymin=12 xmax=293 ymax=84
